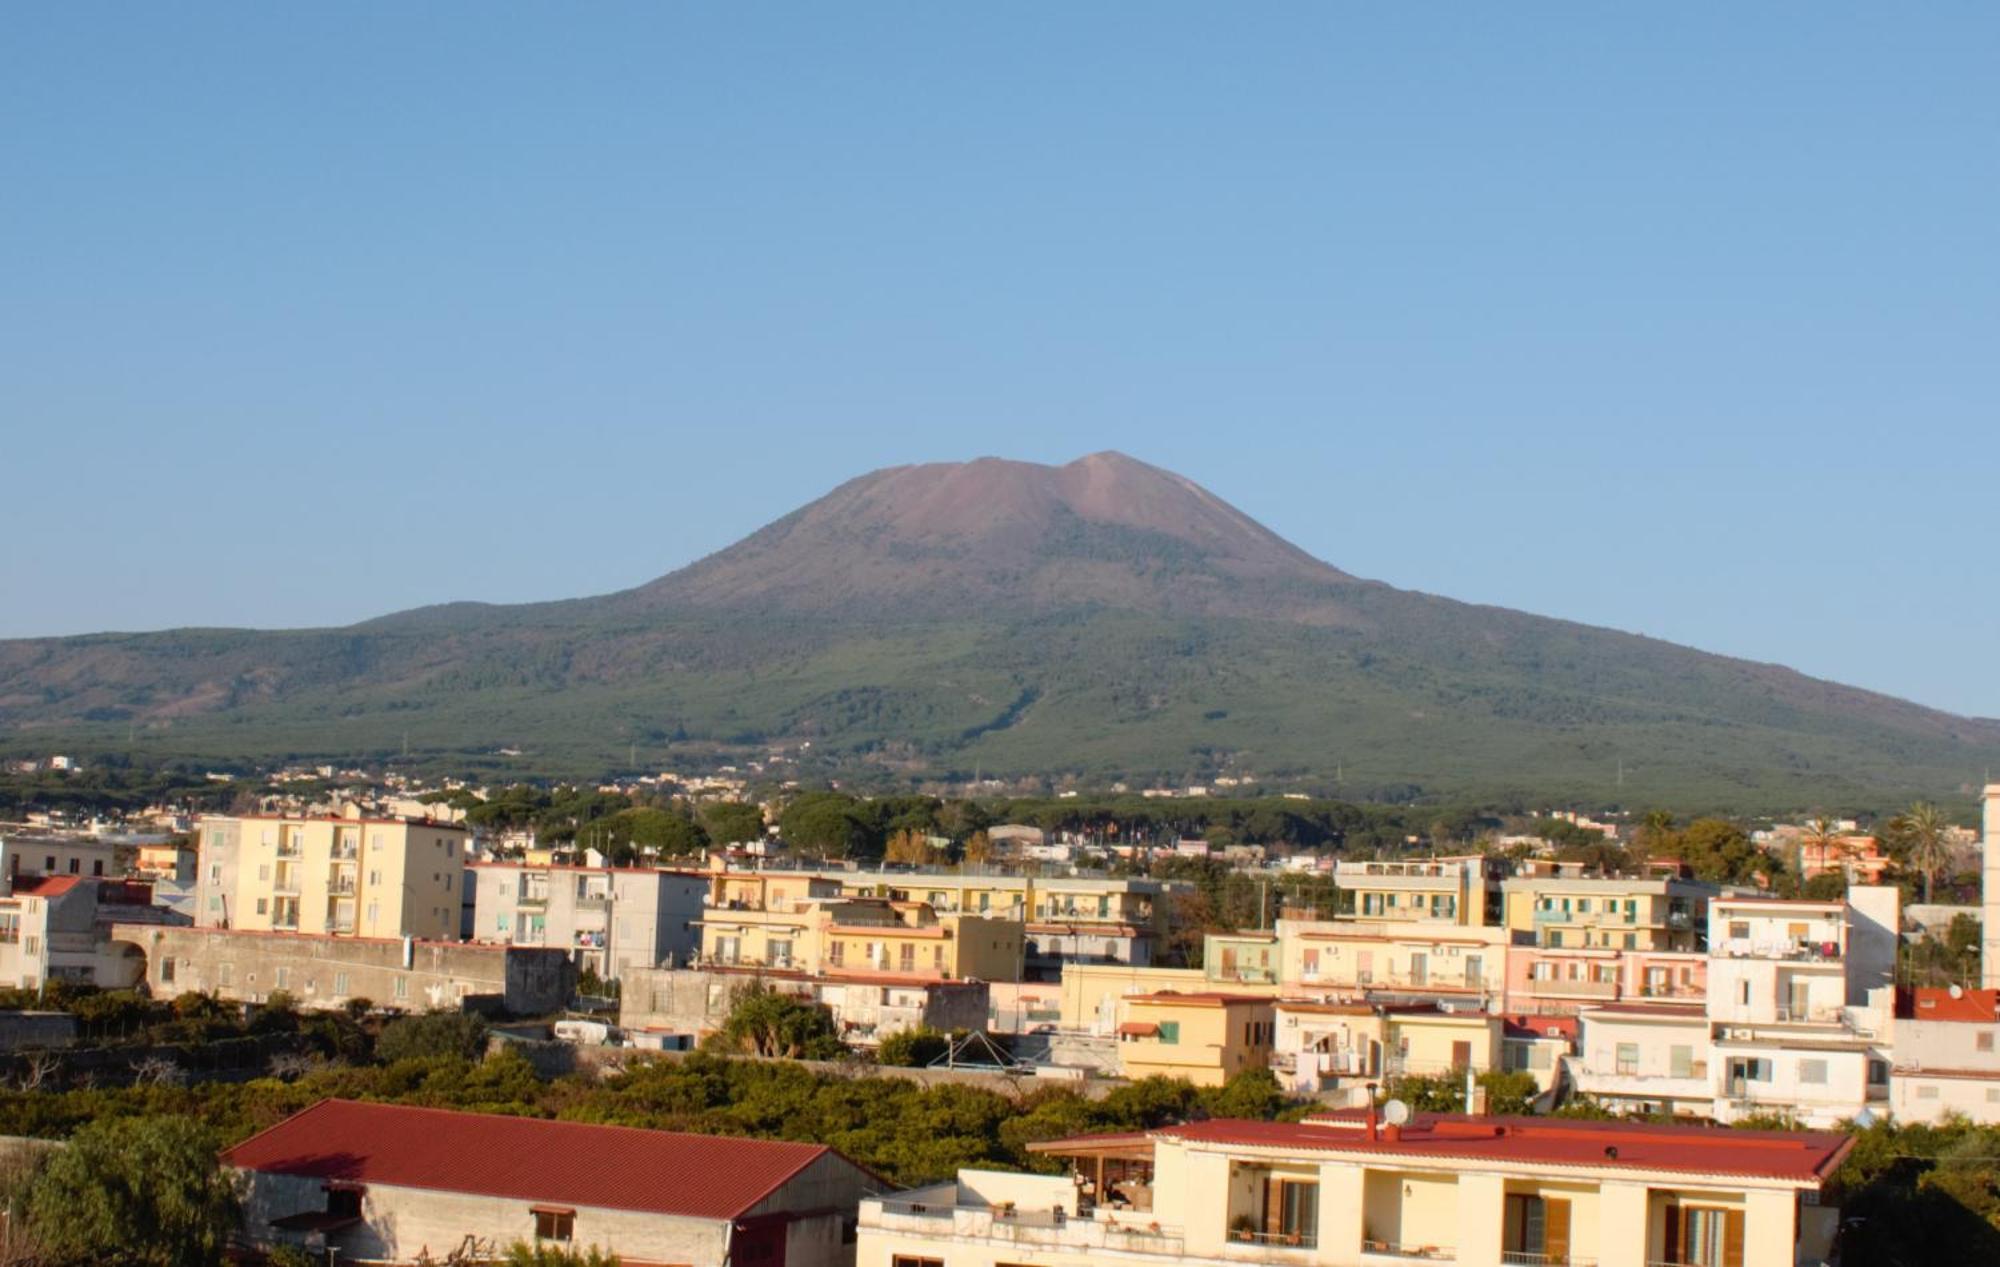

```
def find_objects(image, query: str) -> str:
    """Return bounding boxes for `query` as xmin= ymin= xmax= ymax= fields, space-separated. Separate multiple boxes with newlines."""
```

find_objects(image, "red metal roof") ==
xmin=1908 ymin=987 xmax=2000 ymax=1023
xmin=223 ymin=1100 xmax=844 ymax=1220
xmin=1161 ymin=1114 xmax=1849 ymax=1184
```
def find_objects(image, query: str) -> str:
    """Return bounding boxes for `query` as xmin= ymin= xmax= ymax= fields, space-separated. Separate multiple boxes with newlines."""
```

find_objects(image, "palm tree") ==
xmin=1800 ymin=815 xmax=1842 ymax=882
xmin=1897 ymin=802 xmax=1953 ymax=905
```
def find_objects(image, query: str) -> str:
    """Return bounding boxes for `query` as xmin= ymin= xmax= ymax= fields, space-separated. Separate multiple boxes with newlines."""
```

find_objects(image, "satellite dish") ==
xmin=1382 ymin=1099 xmax=1411 ymax=1126
xmin=1950 ymin=984 xmax=1965 ymax=999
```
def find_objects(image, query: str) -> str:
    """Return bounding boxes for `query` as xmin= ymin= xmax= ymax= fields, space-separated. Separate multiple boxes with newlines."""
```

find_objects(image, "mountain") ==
xmin=3 ymin=451 xmax=1996 ymax=810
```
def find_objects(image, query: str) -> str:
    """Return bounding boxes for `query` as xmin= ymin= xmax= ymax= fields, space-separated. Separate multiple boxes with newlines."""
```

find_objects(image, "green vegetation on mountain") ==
xmin=4 ymin=453 xmax=1995 ymax=811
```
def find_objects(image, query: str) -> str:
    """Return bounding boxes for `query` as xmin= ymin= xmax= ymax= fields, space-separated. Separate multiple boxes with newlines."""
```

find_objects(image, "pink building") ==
xmin=1504 ymin=944 xmax=1705 ymax=1015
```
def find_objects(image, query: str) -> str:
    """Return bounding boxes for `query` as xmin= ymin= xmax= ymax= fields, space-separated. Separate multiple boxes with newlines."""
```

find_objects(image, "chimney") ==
xmin=1384 ymin=1121 xmax=1402 ymax=1143
xmin=1983 ymin=785 xmax=2000 ymax=990
xmin=1364 ymin=1084 xmax=1379 ymax=1142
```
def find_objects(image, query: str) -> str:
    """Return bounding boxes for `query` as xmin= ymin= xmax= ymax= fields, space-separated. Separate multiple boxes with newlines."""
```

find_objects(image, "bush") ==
xmin=876 ymin=1027 xmax=950 ymax=1067
xmin=376 ymin=1011 xmax=490 ymax=1064
xmin=24 ymin=1114 xmax=238 ymax=1267
xmin=703 ymin=984 xmax=845 ymax=1060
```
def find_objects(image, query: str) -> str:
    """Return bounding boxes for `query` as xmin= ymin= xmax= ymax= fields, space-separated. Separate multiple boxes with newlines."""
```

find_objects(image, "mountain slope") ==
xmin=2 ymin=452 xmax=1994 ymax=809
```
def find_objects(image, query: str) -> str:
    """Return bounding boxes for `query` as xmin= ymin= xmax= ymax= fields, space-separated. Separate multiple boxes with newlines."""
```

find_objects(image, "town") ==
xmin=0 ymin=764 xmax=1995 ymax=1267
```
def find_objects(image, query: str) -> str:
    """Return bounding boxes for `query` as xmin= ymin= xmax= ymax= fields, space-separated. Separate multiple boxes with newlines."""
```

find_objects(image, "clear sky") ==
xmin=4 ymin=8 xmax=1996 ymax=716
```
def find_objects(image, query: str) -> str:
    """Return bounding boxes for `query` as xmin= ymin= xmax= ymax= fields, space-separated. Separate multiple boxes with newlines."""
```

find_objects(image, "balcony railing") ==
xmin=1503 ymin=1254 xmax=1597 ymax=1267
xmin=1531 ymin=977 xmax=1619 ymax=999
xmin=1363 ymin=1239 xmax=1456 ymax=1260
xmin=1229 ymin=1229 xmax=1317 ymax=1250
xmin=866 ymin=1201 xmax=1186 ymax=1256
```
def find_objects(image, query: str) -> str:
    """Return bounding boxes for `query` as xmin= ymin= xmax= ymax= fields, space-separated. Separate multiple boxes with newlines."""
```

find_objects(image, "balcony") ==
xmin=272 ymin=877 xmax=301 ymax=896
xmin=865 ymin=1199 xmax=1186 ymax=1257
xmin=1713 ymin=940 xmax=1842 ymax=964
xmin=1363 ymin=1240 xmax=1456 ymax=1261
xmin=575 ymin=892 xmax=610 ymax=910
xmin=1503 ymin=1255 xmax=1597 ymax=1267
xmin=1531 ymin=977 xmax=1619 ymax=1000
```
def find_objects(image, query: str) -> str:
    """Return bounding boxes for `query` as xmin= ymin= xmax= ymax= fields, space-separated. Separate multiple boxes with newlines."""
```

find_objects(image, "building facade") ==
xmin=196 ymin=812 xmax=468 ymax=940
xmin=468 ymin=862 xmax=705 ymax=981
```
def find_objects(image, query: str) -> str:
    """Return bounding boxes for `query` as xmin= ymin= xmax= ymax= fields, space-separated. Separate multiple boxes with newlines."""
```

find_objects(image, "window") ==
xmin=44 ymin=856 xmax=55 ymax=872
xmin=256 ymin=898 xmax=269 ymax=915
xmin=1505 ymin=1194 xmax=1572 ymax=1261
xmin=533 ymin=1209 xmax=575 ymax=1242
xmin=258 ymin=864 xmax=272 ymax=881
xmin=334 ymin=973 xmax=349 ymax=995
xmin=1917 ymin=1085 xmax=1940 ymax=1101
xmin=275 ymin=967 xmax=291 ymax=989
xmin=1868 ymin=1059 xmax=1890 ymax=1087
xmin=219 ymin=962 xmax=234 ymax=986
xmin=161 ymin=958 xmax=175 ymax=984
xmin=829 ymin=941 xmax=845 ymax=966
xmin=66 ymin=858 xmax=79 ymax=875
xmin=1799 ymin=1059 xmax=1828 ymax=1085
xmin=1670 ymin=1045 xmax=1695 ymax=1079
xmin=394 ymin=976 xmax=408 ymax=999
xmin=769 ymin=939 xmax=793 ymax=967
xmin=1268 ymin=1178 xmax=1318 ymax=1246
xmin=0 ymin=915 xmax=18 ymax=945
xmin=892 ymin=1258 xmax=943 ymax=1267
xmin=1156 ymin=1020 xmax=1180 ymax=1045
xmin=899 ymin=943 xmax=915 ymax=971
xmin=497 ymin=913 xmax=512 ymax=934
xmin=1729 ymin=921 xmax=1751 ymax=940
xmin=1616 ymin=1043 xmax=1640 ymax=1075
xmin=92 ymin=860 xmax=103 ymax=877
xmin=1665 ymin=1204 xmax=1744 ymax=1267
xmin=1979 ymin=1032 xmax=1995 ymax=1054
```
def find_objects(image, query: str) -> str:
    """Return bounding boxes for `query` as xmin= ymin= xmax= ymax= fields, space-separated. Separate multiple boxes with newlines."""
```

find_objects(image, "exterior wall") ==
xmin=1504 ymin=946 xmax=1705 ymax=1014
xmin=0 ymin=836 xmax=124 ymax=881
xmin=471 ymin=864 xmax=705 ymax=980
xmin=1570 ymin=1011 xmax=1716 ymax=1115
xmin=1984 ymin=785 xmax=2000 ymax=990
xmin=1205 ymin=933 xmax=1281 ymax=986
xmin=240 ymin=1173 xmax=731 ymax=1265
xmin=1501 ymin=878 xmax=1709 ymax=953
xmin=1058 ymin=965 xmax=1232 ymax=1035
xmin=1277 ymin=920 xmax=1508 ymax=1003
xmin=1116 ymin=997 xmax=1273 ymax=1086
xmin=1709 ymin=1039 xmax=1883 ymax=1127
xmin=703 ymin=903 xmax=1025 ymax=983
xmin=1333 ymin=860 xmax=1490 ymax=926
xmin=860 ymin=1138 xmax=1825 ymax=1267
xmin=619 ymin=966 xmax=988 ymax=1046
xmin=123 ymin=925 xmax=573 ymax=1015
xmin=1892 ymin=1069 xmax=2000 ymax=1123
xmin=196 ymin=815 xmax=468 ymax=941
xmin=1386 ymin=1013 xmax=1502 ymax=1078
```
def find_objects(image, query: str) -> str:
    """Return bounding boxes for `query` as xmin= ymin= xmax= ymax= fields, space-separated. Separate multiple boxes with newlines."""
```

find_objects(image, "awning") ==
xmin=1116 ymin=1021 xmax=1159 ymax=1037
xmin=271 ymin=1211 xmax=362 ymax=1233
xmin=530 ymin=1205 xmax=578 ymax=1217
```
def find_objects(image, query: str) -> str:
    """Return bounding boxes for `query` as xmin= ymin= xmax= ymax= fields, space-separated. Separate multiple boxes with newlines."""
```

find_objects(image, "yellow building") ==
xmin=861 ymin=1111 xmax=1851 ymax=1267
xmin=1115 ymin=991 xmax=1275 ymax=1087
xmin=1500 ymin=869 xmax=1714 ymax=952
xmin=1333 ymin=858 xmax=1499 ymax=927
xmin=194 ymin=812 xmax=466 ymax=940
xmin=698 ymin=895 xmax=1023 ymax=982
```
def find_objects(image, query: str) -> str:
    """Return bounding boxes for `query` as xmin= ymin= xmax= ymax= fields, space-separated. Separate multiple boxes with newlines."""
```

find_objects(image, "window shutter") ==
xmin=1662 ymin=1201 xmax=1681 ymax=1266
xmin=1544 ymin=1198 xmax=1571 ymax=1260
xmin=1264 ymin=1177 xmax=1283 ymax=1237
xmin=1723 ymin=1208 xmax=1745 ymax=1267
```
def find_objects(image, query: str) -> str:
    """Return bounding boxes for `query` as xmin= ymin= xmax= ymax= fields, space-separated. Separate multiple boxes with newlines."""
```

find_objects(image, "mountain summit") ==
xmin=2 ymin=452 xmax=1995 ymax=808
xmin=627 ymin=451 xmax=1347 ymax=616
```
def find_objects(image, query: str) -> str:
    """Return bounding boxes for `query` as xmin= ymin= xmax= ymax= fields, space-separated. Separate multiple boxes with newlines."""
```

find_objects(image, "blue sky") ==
xmin=4 ymin=8 xmax=1996 ymax=716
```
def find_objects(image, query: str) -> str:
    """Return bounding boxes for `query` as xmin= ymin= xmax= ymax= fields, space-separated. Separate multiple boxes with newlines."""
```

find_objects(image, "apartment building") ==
xmin=0 ymin=833 xmax=125 ymax=882
xmin=1273 ymin=1000 xmax=1501 ymax=1093
xmin=1332 ymin=858 xmax=1498 ymax=927
xmin=1890 ymin=986 xmax=2000 ymax=1123
xmin=1567 ymin=888 xmax=1899 ymax=1127
xmin=195 ymin=812 xmax=468 ymax=940
xmin=467 ymin=862 xmax=705 ymax=981
xmin=1205 ymin=931 xmax=1281 ymax=985
xmin=1114 ymin=991 xmax=1274 ymax=1087
xmin=699 ymin=895 xmax=1024 ymax=982
xmin=1504 ymin=945 xmax=1706 ymax=1015
xmin=1499 ymin=870 xmax=1715 ymax=953
xmin=706 ymin=863 xmax=1186 ymax=981
xmin=1276 ymin=918 xmax=1510 ymax=1008
xmin=860 ymin=1112 xmax=1849 ymax=1267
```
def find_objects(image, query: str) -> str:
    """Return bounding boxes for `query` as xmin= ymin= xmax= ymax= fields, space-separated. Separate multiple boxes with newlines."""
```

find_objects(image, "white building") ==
xmin=1891 ymin=986 xmax=2000 ymax=1123
xmin=467 ymin=862 xmax=705 ymax=982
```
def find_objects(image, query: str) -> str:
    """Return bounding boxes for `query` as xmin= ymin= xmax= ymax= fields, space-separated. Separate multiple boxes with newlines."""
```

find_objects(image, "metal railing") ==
xmin=1503 ymin=1254 xmax=1597 ymax=1267
xmin=1362 ymin=1239 xmax=1456 ymax=1260
xmin=1228 ymin=1229 xmax=1318 ymax=1250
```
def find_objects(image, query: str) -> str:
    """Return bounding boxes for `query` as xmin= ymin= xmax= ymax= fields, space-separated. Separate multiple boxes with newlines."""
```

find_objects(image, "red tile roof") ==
xmin=1159 ymin=1114 xmax=1849 ymax=1184
xmin=8 ymin=876 xmax=82 ymax=897
xmin=223 ymin=1100 xmax=848 ymax=1220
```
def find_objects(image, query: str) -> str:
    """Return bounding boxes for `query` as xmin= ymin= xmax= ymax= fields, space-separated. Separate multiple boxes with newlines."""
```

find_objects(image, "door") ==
xmin=1409 ymin=953 xmax=1427 ymax=985
xmin=1451 ymin=1040 xmax=1473 ymax=1070
xmin=1666 ymin=1203 xmax=1745 ymax=1267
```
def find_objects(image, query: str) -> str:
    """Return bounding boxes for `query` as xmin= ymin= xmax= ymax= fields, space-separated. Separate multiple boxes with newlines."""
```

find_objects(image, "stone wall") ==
xmin=114 ymin=925 xmax=574 ymax=1016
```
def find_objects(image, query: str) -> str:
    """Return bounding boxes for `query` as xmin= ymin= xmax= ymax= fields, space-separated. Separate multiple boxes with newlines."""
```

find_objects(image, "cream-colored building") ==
xmin=859 ymin=1111 xmax=1850 ymax=1267
xmin=1333 ymin=859 xmax=1498 ymax=927
xmin=1276 ymin=919 xmax=1509 ymax=1008
xmin=195 ymin=811 xmax=468 ymax=941
xmin=1273 ymin=1001 xmax=1501 ymax=1092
